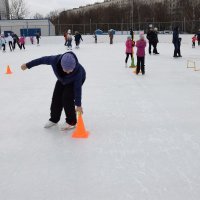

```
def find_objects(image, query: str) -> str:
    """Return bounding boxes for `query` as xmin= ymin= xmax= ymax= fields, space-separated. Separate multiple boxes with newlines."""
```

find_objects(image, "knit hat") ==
xmin=139 ymin=33 xmax=145 ymax=39
xmin=127 ymin=35 xmax=132 ymax=39
xmin=61 ymin=53 xmax=76 ymax=71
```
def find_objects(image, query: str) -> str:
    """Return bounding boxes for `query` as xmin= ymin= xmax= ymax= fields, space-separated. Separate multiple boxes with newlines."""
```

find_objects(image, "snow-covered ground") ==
xmin=0 ymin=35 xmax=200 ymax=200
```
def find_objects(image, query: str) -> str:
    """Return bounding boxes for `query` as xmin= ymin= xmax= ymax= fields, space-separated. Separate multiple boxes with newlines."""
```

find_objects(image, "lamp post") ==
xmin=131 ymin=0 xmax=133 ymax=30
xmin=90 ymin=18 xmax=92 ymax=34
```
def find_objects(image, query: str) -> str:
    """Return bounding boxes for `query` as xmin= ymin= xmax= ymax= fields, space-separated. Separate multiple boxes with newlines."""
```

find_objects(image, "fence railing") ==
xmin=55 ymin=20 xmax=200 ymax=35
xmin=0 ymin=20 xmax=199 ymax=36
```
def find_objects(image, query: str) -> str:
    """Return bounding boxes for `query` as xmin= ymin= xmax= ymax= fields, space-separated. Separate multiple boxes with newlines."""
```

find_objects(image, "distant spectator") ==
xmin=108 ymin=30 xmax=114 ymax=44
xmin=192 ymin=34 xmax=197 ymax=48
xmin=197 ymin=29 xmax=200 ymax=46
xmin=35 ymin=32 xmax=41 ymax=45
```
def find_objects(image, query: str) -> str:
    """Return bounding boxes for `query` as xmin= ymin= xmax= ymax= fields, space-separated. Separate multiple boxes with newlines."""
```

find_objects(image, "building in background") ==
xmin=0 ymin=0 xmax=9 ymax=20
xmin=0 ymin=19 xmax=55 ymax=36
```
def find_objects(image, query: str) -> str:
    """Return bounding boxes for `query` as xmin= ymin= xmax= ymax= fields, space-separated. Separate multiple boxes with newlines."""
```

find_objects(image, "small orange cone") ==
xmin=72 ymin=112 xmax=89 ymax=138
xmin=6 ymin=65 xmax=12 ymax=74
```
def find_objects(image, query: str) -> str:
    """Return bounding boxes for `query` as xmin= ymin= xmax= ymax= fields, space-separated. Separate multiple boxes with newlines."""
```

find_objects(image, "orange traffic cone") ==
xmin=72 ymin=112 xmax=89 ymax=138
xmin=6 ymin=65 xmax=12 ymax=74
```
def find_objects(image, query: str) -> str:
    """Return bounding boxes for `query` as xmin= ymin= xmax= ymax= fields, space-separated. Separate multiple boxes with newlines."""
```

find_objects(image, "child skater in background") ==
xmin=21 ymin=51 xmax=86 ymax=131
xmin=7 ymin=33 xmax=13 ymax=51
xmin=74 ymin=31 xmax=83 ymax=49
xmin=30 ymin=36 xmax=34 ymax=44
xmin=0 ymin=34 xmax=6 ymax=52
xmin=94 ymin=33 xmax=97 ymax=43
xmin=192 ymin=34 xmax=197 ymax=48
xmin=125 ymin=35 xmax=134 ymax=68
xmin=66 ymin=29 xmax=73 ymax=50
xmin=136 ymin=33 xmax=146 ymax=75
xmin=19 ymin=35 xmax=26 ymax=50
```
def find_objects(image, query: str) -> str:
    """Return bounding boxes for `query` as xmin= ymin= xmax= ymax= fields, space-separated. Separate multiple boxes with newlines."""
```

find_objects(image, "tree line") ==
xmin=8 ymin=0 xmax=200 ymax=33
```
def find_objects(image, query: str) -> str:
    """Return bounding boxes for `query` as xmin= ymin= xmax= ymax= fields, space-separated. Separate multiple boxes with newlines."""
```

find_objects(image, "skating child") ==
xmin=192 ymin=35 xmax=197 ymax=48
xmin=12 ymin=33 xmax=20 ymax=50
xmin=125 ymin=35 xmax=134 ymax=67
xmin=94 ymin=33 xmax=97 ymax=43
xmin=7 ymin=33 xmax=13 ymax=51
xmin=66 ymin=29 xmax=73 ymax=50
xmin=0 ymin=34 xmax=6 ymax=52
xmin=177 ymin=37 xmax=182 ymax=57
xmin=136 ymin=34 xmax=146 ymax=75
xmin=30 ymin=36 xmax=34 ymax=44
xmin=74 ymin=31 xmax=83 ymax=49
xmin=21 ymin=51 xmax=86 ymax=131
xmin=64 ymin=31 xmax=67 ymax=46
xmin=19 ymin=36 xmax=26 ymax=50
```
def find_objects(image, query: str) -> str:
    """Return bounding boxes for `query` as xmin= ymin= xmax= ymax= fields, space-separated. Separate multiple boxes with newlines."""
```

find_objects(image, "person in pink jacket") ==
xmin=125 ymin=35 xmax=134 ymax=67
xmin=136 ymin=34 xmax=146 ymax=75
xmin=19 ymin=36 xmax=25 ymax=50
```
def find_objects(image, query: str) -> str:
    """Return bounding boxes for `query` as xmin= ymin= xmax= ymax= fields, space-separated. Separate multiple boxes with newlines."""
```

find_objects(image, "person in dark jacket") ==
xmin=173 ymin=26 xmax=181 ymax=57
xmin=197 ymin=29 xmax=200 ymax=46
xmin=130 ymin=29 xmax=134 ymax=40
xmin=35 ymin=32 xmax=41 ymax=45
xmin=153 ymin=27 xmax=159 ymax=54
xmin=74 ymin=31 xmax=83 ymax=48
xmin=108 ymin=30 xmax=114 ymax=44
xmin=147 ymin=28 xmax=158 ymax=54
xmin=21 ymin=51 xmax=86 ymax=131
xmin=12 ymin=33 xmax=21 ymax=50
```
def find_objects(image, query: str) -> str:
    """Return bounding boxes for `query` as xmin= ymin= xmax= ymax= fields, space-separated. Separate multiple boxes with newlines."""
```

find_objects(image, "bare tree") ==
xmin=9 ymin=0 xmax=29 ymax=19
xmin=46 ymin=10 xmax=60 ymax=22
xmin=33 ymin=12 xmax=44 ymax=19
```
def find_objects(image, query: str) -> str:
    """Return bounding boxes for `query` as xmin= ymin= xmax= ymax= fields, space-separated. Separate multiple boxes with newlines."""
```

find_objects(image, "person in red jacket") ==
xmin=136 ymin=33 xmax=147 ymax=75
xmin=192 ymin=35 xmax=197 ymax=48
xmin=125 ymin=35 xmax=134 ymax=67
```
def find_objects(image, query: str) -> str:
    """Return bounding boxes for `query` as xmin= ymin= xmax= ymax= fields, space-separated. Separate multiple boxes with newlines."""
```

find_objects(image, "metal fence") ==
xmin=55 ymin=20 xmax=200 ymax=35
xmin=1 ymin=20 xmax=199 ymax=36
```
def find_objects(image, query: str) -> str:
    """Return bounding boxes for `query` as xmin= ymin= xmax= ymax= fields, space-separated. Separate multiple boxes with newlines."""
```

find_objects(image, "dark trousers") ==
xmin=8 ymin=41 xmax=13 ymax=51
xmin=198 ymin=40 xmax=200 ymax=46
xmin=174 ymin=42 xmax=181 ymax=57
xmin=67 ymin=40 xmax=72 ymax=48
xmin=153 ymin=42 xmax=158 ymax=54
xmin=13 ymin=40 xmax=21 ymax=50
xmin=36 ymin=38 xmax=39 ymax=44
xmin=149 ymin=42 xmax=158 ymax=54
xmin=125 ymin=53 xmax=133 ymax=63
xmin=2 ymin=44 xmax=5 ymax=51
xmin=149 ymin=42 xmax=153 ymax=54
xmin=110 ymin=38 xmax=113 ymax=44
xmin=75 ymin=40 xmax=80 ymax=47
xmin=20 ymin=44 xmax=25 ymax=49
xmin=136 ymin=56 xmax=145 ymax=74
xmin=49 ymin=81 xmax=77 ymax=125
xmin=192 ymin=42 xmax=195 ymax=48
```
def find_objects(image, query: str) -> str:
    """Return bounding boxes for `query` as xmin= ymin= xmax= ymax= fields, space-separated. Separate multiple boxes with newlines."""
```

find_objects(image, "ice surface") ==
xmin=0 ymin=35 xmax=200 ymax=200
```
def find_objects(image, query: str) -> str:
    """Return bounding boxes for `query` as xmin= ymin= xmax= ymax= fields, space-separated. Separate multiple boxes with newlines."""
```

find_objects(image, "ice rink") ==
xmin=0 ymin=35 xmax=200 ymax=200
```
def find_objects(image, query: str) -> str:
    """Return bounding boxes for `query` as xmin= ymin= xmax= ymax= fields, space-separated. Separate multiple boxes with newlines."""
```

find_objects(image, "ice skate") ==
xmin=44 ymin=120 xmax=57 ymax=128
xmin=60 ymin=122 xmax=76 ymax=131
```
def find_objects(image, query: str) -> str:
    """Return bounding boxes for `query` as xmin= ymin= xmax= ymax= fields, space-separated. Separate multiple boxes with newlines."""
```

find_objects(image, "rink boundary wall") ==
xmin=27 ymin=34 xmax=194 ymax=45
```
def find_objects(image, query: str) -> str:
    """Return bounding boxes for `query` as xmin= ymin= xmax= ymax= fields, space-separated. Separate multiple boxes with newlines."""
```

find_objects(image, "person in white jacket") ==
xmin=0 ymin=34 xmax=6 ymax=52
xmin=7 ymin=33 xmax=13 ymax=51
